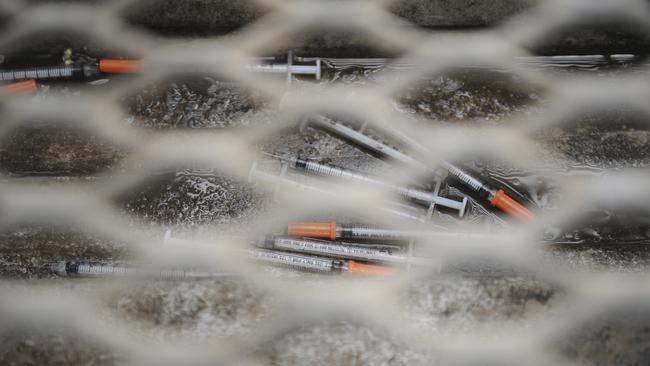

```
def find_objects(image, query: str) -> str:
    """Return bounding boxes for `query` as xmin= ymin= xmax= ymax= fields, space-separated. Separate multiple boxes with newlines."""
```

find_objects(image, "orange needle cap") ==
xmin=3 ymin=80 xmax=38 ymax=95
xmin=346 ymin=261 xmax=395 ymax=276
xmin=490 ymin=189 xmax=534 ymax=222
xmin=288 ymin=222 xmax=337 ymax=240
xmin=99 ymin=59 xmax=143 ymax=74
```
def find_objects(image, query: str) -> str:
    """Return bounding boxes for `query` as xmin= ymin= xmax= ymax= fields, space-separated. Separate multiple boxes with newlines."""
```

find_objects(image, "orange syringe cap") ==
xmin=288 ymin=221 xmax=337 ymax=240
xmin=346 ymin=261 xmax=396 ymax=276
xmin=99 ymin=59 xmax=144 ymax=74
xmin=490 ymin=189 xmax=534 ymax=222
xmin=3 ymin=80 xmax=38 ymax=95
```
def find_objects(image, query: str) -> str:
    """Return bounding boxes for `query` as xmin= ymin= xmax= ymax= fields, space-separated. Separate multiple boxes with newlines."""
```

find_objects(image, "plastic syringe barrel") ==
xmin=264 ymin=236 xmax=422 ymax=265
xmin=292 ymin=157 xmax=467 ymax=216
xmin=52 ymin=261 xmax=135 ymax=277
xmin=310 ymin=116 xmax=431 ymax=173
xmin=335 ymin=224 xmax=434 ymax=241
xmin=248 ymin=248 xmax=340 ymax=273
xmin=244 ymin=64 xmax=319 ymax=76
xmin=443 ymin=161 xmax=493 ymax=198
xmin=248 ymin=161 xmax=427 ymax=223
xmin=0 ymin=63 xmax=100 ymax=81
xmin=162 ymin=231 xmax=398 ymax=276
xmin=284 ymin=222 xmax=419 ymax=242
xmin=51 ymin=261 xmax=231 ymax=280
xmin=444 ymin=162 xmax=535 ymax=222
xmin=288 ymin=222 xmax=491 ymax=242
xmin=248 ymin=248 xmax=394 ymax=275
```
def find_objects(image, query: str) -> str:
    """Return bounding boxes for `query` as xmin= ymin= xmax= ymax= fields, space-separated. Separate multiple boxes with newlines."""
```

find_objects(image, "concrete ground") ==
xmin=1 ymin=1 xmax=650 ymax=365
xmin=1 ymin=63 xmax=650 ymax=365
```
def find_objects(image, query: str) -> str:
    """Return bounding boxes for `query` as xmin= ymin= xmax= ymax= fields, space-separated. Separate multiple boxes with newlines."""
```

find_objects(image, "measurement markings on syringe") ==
xmin=273 ymin=237 xmax=400 ymax=263
xmin=250 ymin=249 xmax=335 ymax=272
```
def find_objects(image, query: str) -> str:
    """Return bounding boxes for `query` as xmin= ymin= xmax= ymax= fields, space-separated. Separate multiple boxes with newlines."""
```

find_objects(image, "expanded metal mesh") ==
xmin=1 ymin=0 xmax=650 ymax=365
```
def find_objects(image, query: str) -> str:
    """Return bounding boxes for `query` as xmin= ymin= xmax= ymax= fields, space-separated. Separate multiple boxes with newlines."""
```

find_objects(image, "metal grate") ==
xmin=1 ymin=0 xmax=650 ymax=365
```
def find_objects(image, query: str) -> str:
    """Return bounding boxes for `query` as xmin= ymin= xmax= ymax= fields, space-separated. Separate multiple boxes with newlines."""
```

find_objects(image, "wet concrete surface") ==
xmin=122 ymin=172 xmax=269 ymax=227
xmin=125 ymin=78 xmax=275 ymax=129
xmin=0 ymin=124 xmax=129 ymax=176
xmin=0 ymin=226 xmax=130 ymax=278
xmin=550 ymin=301 xmax=650 ymax=366
xmin=397 ymin=70 xmax=542 ymax=122
xmin=0 ymin=330 xmax=120 ymax=366
xmin=537 ymin=117 xmax=650 ymax=168
xmin=1 ymin=46 xmax=650 ymax=366
xmin=0 ymin=274 xmax=565 ymax=365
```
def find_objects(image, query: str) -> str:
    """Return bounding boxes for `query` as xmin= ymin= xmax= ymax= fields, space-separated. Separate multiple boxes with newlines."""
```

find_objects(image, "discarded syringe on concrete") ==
xmin=287 ymin=221 xmax=491 ymax=242
xmin=280 ymin=155 xmax=468 ymax=217
xmin=309 ymin=115 xmax=534 ymax=222
xmin=249 ymin=248 xmax=395 ymax=275
xmin=261 ymin=236 xmax=431 ymax=266
xmin=0 ymin=52 xmax=318 ymax=84
xmin=0 ymin=59 xmax=142 ymax=82
xmin=163 ymin=232 xmax=396 ymax=276
xmin=52 ymin=249 xmax=396 ymax=278
xmin=51 ymin=261 xmax=232 ymax=280
xmin=247 ymin=160 xmax=429 ymax=223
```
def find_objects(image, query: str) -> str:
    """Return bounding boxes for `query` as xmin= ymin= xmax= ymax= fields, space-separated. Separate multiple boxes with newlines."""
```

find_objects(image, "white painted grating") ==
xmin=0 ymin=0 xmax=650 ymax=365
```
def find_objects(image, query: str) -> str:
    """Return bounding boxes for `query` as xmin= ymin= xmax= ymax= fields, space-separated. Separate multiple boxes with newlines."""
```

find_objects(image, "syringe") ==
xmin=249 ymin=248 xmax=395 ymax=275
xmin=51 ymin=251 xmax=394 ymax=278
xmin=0 ymin=59 xmax=142 ymax=82
xmin=0 ymin=53 xmax=318 ymax=84
xmin=441 ymin=162 xmax=534 ymax=222
xmin=309 ymin=116 xmax=534 ymax=222
xmin=245 ymin=51 xmax=321 ymax=82
xmin=51 ymin=261 xmax=232 ymax=280
xmin=260 ymin=236 xmax=430 ymax=266
xmin=248 ymin=161 xmax=428 ymax=223
xmin=161 ymin=232 xmax=396 ymax=276
xmin=286 ymin=156 xmax=467 ymax=217
xmin=287 ymin=221 xmax=488 ymax=242
xmin=310 ymin=115 xmax=431 ymax=173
